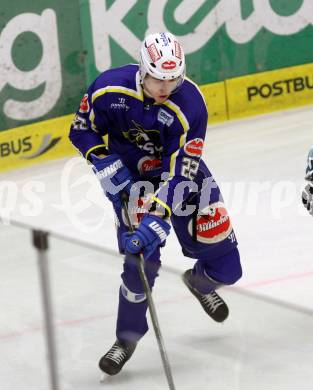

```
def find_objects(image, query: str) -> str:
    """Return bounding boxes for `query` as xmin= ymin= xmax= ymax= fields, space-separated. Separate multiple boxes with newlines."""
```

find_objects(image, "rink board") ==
xmin=0 ymin=62 xmax=312 ymax=173
xmin=200 ymin=61 xmax=313 ymax=122
xmin=199 ymin=81 xmax=228 ymax=124
xmin=226 ymin=62 xmax=313 ymax=120
xmin=0 ymin=114 xmax=76 ymax=173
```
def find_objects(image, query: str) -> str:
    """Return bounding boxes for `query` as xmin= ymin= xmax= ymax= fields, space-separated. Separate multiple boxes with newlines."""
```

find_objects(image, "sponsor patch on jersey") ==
xmin=161 ymin=60 xmax=176 ymax=70
xmin=138 ymin=156 xmax=161 ymax=174
xmin=184 ymin=138 xmax=204 ymax=157
xmin=157 ymin=109 xmax=174 ymax=126
xmin=147 ymin=43 xmax=161 ymax=63
xmin=79 ymin=94 xmax=90 ymax=113
xmin=188 ymin=202 xmax=233 ymax=244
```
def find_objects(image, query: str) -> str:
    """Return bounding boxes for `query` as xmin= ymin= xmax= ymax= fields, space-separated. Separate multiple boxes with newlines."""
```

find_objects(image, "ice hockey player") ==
xmin=69 ymin=31 xmax=242 ymax=376
xmin=302 ymin=147 xmax=313 ymax=215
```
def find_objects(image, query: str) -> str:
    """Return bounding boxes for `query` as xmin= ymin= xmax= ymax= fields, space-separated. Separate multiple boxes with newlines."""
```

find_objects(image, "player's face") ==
xmin=143 ymin=75 xmax=180 ymax=103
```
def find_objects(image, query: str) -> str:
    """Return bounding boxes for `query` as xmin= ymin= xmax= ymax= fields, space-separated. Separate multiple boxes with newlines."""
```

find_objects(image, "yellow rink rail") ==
xmin=0 ymin=114 xmax=76 ymax=173
xmin=226 ymin=62 xmax=313 ymax=120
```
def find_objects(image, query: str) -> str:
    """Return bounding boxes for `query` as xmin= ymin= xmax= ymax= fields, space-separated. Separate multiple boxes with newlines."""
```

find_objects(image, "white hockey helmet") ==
xmin=139 ymin=32 xmax=185 ymax=84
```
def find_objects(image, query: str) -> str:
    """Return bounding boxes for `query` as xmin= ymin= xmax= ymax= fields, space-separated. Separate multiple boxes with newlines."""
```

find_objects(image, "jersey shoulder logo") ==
xmin=157 ymin=109 xmax=174 ymax=126
xmin=79 ymin=94 xmax=90 ymax=113
xmin=184 ymin=138 xmax=204 ymax=157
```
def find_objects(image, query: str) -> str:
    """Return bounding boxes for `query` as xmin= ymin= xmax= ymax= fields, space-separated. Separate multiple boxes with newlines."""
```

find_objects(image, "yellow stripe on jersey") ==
xmin=185 ymin=76 xmax=207 ymax=107
xmin=162 ymin=100 xmax=189 ymax=133
xmin=169 ymin=149 xmax=180 ymax=177
xmin=179 ymin=132 xmax=187 ymax=148
xmin=168 ymin=132 xmax=188 ymax=177
xmin=89 ymin=109 xmax=96 ymax=131
xmin=162 ymin=99 xmax=190 ymax=177
xmin=88 ymin=109 xmax=109 ymax=147
xmin=92 ymin=86 xmax=143 ymax=103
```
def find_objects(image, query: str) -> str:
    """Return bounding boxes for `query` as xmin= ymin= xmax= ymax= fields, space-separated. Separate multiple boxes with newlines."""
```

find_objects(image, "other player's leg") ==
xmin=171 ymin=161 xmax=242 ymax=322
xmin=182 ymin=247 xmax=241 ymax=322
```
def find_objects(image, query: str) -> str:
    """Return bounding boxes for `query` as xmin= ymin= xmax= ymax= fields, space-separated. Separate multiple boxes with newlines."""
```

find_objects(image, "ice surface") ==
xmin=1 ymin=106 xmax=313 ymax=389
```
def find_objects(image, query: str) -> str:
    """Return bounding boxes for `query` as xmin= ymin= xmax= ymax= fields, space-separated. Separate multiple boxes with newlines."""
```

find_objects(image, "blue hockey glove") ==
xmin=123 ymin=214 xmax=171 ymax=258
xmin=91 ymin=153 xmax=133 ymax=209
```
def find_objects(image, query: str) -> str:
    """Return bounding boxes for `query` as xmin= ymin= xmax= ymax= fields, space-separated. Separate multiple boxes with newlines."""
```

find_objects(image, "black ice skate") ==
xmin=183 ymin=270 xmax=229 ymax=322
xmin=99 ymin=339 xmax=137 ymax=376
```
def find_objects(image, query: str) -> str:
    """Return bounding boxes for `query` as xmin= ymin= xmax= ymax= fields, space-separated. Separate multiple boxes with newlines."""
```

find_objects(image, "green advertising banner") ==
xmin=1 ymin=0 xmax=313 ymax=132
xmin=0 ymin=1 xmax=86 ymax=131
xmin=81 ymin=0 xmax=313 ymax=84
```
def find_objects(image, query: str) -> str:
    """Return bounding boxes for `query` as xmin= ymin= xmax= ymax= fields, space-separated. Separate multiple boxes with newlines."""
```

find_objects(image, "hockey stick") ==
xmin=122 ymin=193 xmax=176 ymax=390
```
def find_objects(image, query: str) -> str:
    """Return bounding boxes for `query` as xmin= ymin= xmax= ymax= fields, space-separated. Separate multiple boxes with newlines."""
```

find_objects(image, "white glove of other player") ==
xmin=302 ymin=148 xmax=313 ymax=215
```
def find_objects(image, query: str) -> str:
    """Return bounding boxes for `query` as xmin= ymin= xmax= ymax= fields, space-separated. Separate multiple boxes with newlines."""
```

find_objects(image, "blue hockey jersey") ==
xmin=69 ymin=64 xmax=208 ymax=216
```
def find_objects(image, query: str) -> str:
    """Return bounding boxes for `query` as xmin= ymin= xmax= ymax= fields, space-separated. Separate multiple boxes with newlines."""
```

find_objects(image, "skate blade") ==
xmin=100 ymin=372 xmax=108 ymax=383
xmin=100 ymin=371 xmax=116 ymax=384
